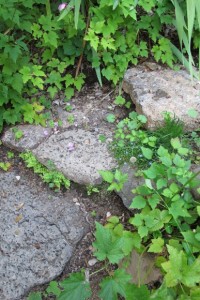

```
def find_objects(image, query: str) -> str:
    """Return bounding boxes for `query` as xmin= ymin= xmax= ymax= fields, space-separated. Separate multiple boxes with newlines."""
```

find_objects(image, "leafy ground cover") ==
xmin=1 ymin=1 xmax=200 ymax=299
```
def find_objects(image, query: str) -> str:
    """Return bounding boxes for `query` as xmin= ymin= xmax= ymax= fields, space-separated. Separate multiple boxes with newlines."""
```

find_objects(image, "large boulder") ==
xmin=123 ymin=63 xmax=200 ymax=131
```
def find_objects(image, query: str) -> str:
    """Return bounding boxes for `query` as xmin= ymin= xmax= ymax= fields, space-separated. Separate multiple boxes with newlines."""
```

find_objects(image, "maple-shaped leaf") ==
xmin=162 ymin=246 xmax=200 ymax=288
xmin=125 ymin=283 xmax=150 ymax=300
xmin=58 ymin=271 xmax=91 ymax=300
xmin=99 ymin=269 xmax=131 ymax=300
xmin=93 ymin=222 xmax=124 ymax=263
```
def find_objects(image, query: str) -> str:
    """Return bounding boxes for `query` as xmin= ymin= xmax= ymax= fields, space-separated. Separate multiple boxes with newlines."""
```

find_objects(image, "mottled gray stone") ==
xmin=116 ymin=163 xmax=144 ymax=210
xmin=123 ymin=64 xmax=200 ymax=131
xmin=2 ymin=125 xmax=52 ymax=152
xmin=32 ymin=129 xmax=117 ymax=185
xmin=0 ymin=171 xmax=88 ymax=300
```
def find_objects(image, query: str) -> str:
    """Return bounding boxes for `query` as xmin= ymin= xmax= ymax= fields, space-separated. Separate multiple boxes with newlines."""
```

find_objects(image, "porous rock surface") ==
xmin=0 ymin=171 xmax=88 ymax=300
xmin=32 ymin=129 xmax=117 ymax=185
xmin=123 ymin=63 xmax=200 ymax=131
xmin=2 ymin=125 xmax=52 ymax=152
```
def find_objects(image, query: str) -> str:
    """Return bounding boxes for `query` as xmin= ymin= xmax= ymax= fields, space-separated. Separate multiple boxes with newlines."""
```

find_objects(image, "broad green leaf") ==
xmin=93 ymin=222 xmax=124 ymax=263
xmin=148 ymin=238 xmax=164 ymax=253
xmin=99 ymin=269 xmax=131 ymax=300
xmin=170 ymin=137 xmax=181 ymax=149
xmin=197 ymin=206 xmax=200 ymax=216
xmin=125 ymin=283 xmax=150 ymax=300
xmin=141 ymin=147 xmax=153 ymax=159
xmin=156 ymin=178 xmax=167 ymax=189
xmin=99 ymin=170 xmax=114 ymax=183
xmin=59 ymin=272 xmax=91 ymax=300
xmin=130 ymin=195 xmax=146 ymax=209
xmin=162 ymin=246 xmax=200 ymax=288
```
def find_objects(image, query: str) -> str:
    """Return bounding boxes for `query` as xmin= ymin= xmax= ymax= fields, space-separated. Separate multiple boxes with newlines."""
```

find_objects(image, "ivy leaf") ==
xmin=58 ymin=272 xmax=91 ymax=300
xmin=148 ymin=237 xmax=164 ymax=253
xmin=125 ymin=283 xmax=150 ymax=300
xmin=99 ymin=269 xmax=131 ymax=300
xmin=93 ymin=222 xmax=124 ymax=264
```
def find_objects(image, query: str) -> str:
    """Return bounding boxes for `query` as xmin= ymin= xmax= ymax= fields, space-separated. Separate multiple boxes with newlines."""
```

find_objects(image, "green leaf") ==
xmin=130 ymin=195 xmax=146 ymax=209
xmin=59 ymin=272 xmax=91 ymax=300
xmin=99 ymin=269 xmax=131 ymax=300
xmin=46 ymin=281 xmax=61 ymax=297
xmin=156 ymin=178 xmax=167 ymax=189
xmin=141 ymin=147 xmax=153 ymax=159
xmin=162 ymin=246 xmax=200 ymax=288
xmin=99 ymin=170 xmax=114 ymax=183
xmin=170 ymin=137 xmax=182 ymax=149
xmin=106 ymin=114 xmax=116 ymax=123
xmin=93 ymin=222 xmax=124 ymax=264
xmin=125 ymin=283 xmax=150 ymax=300
xmin=28 ymin=292 xmax=42 ymax=300
xmin=148 ymin=238 xmax=164 ymax=253
xmin=114 ymin=95 xmax=126 ymax=106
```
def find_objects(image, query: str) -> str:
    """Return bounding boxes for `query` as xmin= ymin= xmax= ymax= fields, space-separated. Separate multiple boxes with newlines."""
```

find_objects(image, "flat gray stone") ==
xmin=116 ymin=163 xmax=144 ymax=210
xmin=0 ymin=171 xmax=88 ymax=300
xmin=123 ymin=64 xmax=200 ymax=131
xmin=32 ymin=129 xmax=117 ymax=185
xmin=2 ymin=125 xmax=52 ymax=152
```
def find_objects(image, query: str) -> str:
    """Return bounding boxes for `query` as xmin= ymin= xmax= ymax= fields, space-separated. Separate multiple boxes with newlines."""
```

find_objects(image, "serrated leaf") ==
xmin=93 ymin=222 xmax=124 ymax=264
xmin=99 ymin=269 xmax=131 ymax=300
xmin=125 ymin=283 xmax=150 ymax=300
xmin=162 ymin=246 xmax=200 ymax=288
xmin=99 ymin=170 xmax=114 ymax=183
xmin=130 ymin=195 xmax=146 ymax=209
xmin=59 ymin=272 xmax=91 ymax=300
xmin=148 ymin=238 xmax=164 ymax=253
xmin=171 ymin=137 xmax=181 ymax=149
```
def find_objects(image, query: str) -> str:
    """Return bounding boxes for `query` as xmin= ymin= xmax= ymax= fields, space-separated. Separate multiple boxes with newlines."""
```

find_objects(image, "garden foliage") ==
xmin=2 ymin=0 xmax=199 ymax=132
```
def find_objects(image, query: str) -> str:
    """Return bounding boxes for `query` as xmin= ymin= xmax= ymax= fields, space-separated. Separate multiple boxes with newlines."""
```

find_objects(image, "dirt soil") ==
xmin=0 ymin=83 xmax=133 ymax=299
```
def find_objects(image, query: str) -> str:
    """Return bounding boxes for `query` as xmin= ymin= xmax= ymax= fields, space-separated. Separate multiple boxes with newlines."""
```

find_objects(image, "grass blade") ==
xmin=58 ymin=0 xmax=75 ymax=21
xmin=74 ymin=0 xmax=82 ymax=29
